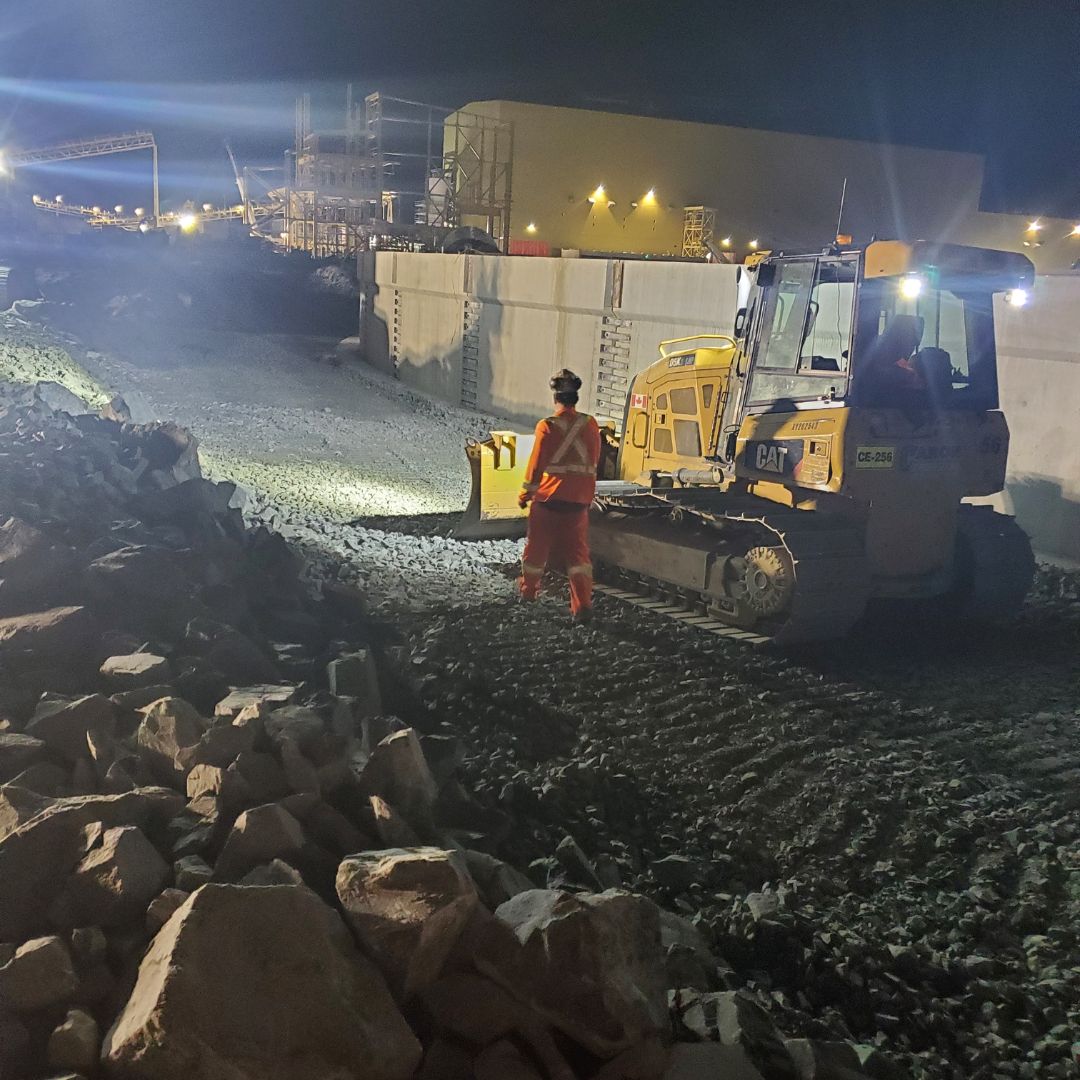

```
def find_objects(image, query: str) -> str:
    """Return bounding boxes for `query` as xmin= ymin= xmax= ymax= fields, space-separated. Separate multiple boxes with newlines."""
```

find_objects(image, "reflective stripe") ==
xmin=521 ymin=562 xmax=545 ymax=578
xmin=544 ymin=463 xmax=595 ymax=476
xmin=567 ymin=563 xmax=593 ymax=578
xmin=548 ymin=414 xmax=590 ymax=467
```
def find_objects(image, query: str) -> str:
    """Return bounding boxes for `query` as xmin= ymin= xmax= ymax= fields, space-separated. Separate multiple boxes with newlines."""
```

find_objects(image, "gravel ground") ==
xmin=30 ymin=301 xmax=1080 ymax=1079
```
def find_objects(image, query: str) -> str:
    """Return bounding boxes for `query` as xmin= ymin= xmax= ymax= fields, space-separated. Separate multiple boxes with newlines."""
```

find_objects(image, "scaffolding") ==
xmin=267 ymin=89 xmax=513 ymax=257
xmin=681 ymin=205 xmax=717 ymax=259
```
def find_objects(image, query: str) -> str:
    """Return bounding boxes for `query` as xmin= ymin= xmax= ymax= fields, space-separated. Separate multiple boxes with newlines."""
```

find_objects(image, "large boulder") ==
xmin=100 ymin=654 xmax=172 ymax=690
xmin=0 ymin=606 xmax=97 ymax=667
xmin=489 ymin=889 xmax=669 ymax=1059
xmin=0 ymin=732 xmax=45 ymax=782
xmin=0 ymin=935 xmax=79 ymax=1012
xmin=51 ymin=824 xmax=170 ymax=929
xmin=26 ymin=694 xmax=116 ymax=764
xmin=101 ymin=883 xmax=421 ymax=1080
xmin=136 ymin=698 xmax=206 ymax=786
xmin=0 ymin=782 xmax=52 ymax=842
xmin=360 ymin=729 xmax=438 ymax=832
xmin=336 ymin=846 xmax=477 ymax=993
xmin=0 ymin=789 xmax=184 ymax=940
xmin=48 ymin=1007 xmax=100 ymax=1072
xmin=212 ymin=803 xmax=305 ymax=881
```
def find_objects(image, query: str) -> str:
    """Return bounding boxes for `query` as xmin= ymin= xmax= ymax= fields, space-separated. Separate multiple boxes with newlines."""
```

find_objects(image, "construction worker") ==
xmin=517 ymin=369 xmax=601 ymax=622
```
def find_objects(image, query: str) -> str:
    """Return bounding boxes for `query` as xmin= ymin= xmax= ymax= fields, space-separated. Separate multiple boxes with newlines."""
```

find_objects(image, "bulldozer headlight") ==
xmin=1007 ymin=287 xmax=1029 ymax=308
xmin=900 ymin=274 xmax=924 ymax=300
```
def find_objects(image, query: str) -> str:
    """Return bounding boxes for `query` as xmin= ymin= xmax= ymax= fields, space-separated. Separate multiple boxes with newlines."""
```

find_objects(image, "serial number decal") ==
xmin=855 ymin=446 xmax=895 ymax=469
xmin=667 ymin=355 xmax=696 ymax=368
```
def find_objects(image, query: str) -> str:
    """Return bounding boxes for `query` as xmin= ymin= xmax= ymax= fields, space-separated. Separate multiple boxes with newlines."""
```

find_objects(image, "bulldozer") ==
xmin=459 ymin=240 xmax=1037 ymax=643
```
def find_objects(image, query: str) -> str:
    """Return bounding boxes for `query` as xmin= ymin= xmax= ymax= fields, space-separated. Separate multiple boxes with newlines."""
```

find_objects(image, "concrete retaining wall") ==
xmin=361 ymin=252 xmax=1080 ymax=563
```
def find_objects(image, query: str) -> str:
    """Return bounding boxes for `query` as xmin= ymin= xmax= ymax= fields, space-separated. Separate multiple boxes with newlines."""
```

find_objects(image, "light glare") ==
xmin=178 ymin=212 xmax=199 ymax=232
xmin=1007 ymin=288 xmax=1028 ymax=308
xmin=900 ymin=275 xmax=924 ymax=300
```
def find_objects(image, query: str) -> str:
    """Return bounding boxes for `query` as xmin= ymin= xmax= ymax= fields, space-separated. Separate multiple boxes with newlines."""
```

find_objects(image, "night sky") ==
xmin=2 ymin=0 xmax=1078 ymax=215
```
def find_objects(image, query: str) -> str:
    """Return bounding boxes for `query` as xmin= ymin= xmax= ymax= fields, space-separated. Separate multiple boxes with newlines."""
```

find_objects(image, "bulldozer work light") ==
xmin=900 ymin=275 xmax=924 ymax=300
xmin=1007 ymin=288 xmax=1029 ymax=308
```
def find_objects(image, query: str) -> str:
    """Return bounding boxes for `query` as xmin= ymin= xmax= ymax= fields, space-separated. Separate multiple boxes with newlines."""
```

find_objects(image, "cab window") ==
xmin=669 ymin=387 xmax=697 ymax=415
xmin=748 ymin=257 xmax=855 ymax=407
xmin=653 ymin=427 xmax=673 ymax=454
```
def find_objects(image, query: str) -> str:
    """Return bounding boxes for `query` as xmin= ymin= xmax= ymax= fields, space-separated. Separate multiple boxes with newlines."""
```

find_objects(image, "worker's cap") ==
xmin=549 ymin=369 xmax=582 ymax=393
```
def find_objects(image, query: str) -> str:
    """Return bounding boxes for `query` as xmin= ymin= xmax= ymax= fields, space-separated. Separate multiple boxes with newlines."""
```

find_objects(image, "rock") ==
xmin=420 ymin=973 xmax=574 ymax=1080
xmin=327 ymin=650 xmax=381 ymax=707
xmin=101 ymin=883 xmax=422 ymax=1080
xmin=26 ymin=695 xmax=116 ymax=764
xmin=304 ymin=800 xmax=374 ymax=857
xmin=664 ymin=1043 xmax=766 ymax=1079
xmin=370 ymin=793 xmax=422 ymax=847
xmin=168 ymin=795 xmax=222 ymax=859
xmin=213 ymin=803 xmax=305 ymax=881
xmin=852 ymin=1046 xmax=904 ymax=1080
xmin=176 ymin=722 xmax=254 ymax=771
xmin=490 ymin=889 xmax=668 ymax=1059
xmin=110 ymin=683 xmax=177 ymax=712
xmin=146 ymin=888 xmax=189 ymax=932
xmin=0 ymin=732 xmax=45 ymax=781
xmin=261 ymin=705 xmax=325 ymax=751
xmin=47 ymin=1007 xmax=99 ymax=1072
xmin=173 ymin=854 xmax=213 ymax=891
xmin=279 ymin=738 xmax=320 ymax=794
xmin=0 ymin=935 xmax=79 ymax=1011
xmin=185 ymin=763 xmax=250 ymax=807
xmin=136 ymin=697 xmax=206 ymax=786
xmin=100 ymin=653 xmax=172 ymax=689
xmin=231 ymin=750 xmax=289 ymax=802
xmin=6 ymin=760 xmax=68 ymax=796
xmin=421 ymin=733 xmax=466 ymax=785
xmin=51 ymin=824 xmax=170 ymax=929
xmin=463 ymin=849 xmax=536 ymax=909
xmin=653 ymin=854 xmax=699 ymax=891
xmin=660 ymin=910 xmax=730 ymax=991
xmin=336 ymin=846 xmax=478 ymax=992
xmin=0 ymin=789 xmax=184 ymax=940
xmin=594 ymin=1038 xmax=670 ymax=1080
xmin=213 ymin=685 xmax=297 ymax=719
xmin=0 ymin=782 xmax=52 ymax=842
xmin=0 ymin=516 xmax=73 ymax=607
xmin=417 ymin=1037 xmax=476 ymax=1080
xmin=0 ymin=606 xmax=96 ymax=666
xmin=0 ymin=1011 xmax=31 ymax=1076
xmin=240 ymin=859 xmax=305 ymax=887
xmin=678 ymin=992 xmax=796 ymax=1079
xmin=475 ymin=1039 xmax=546 ymax=1080
xmin=360 ymin=728 xmax=438 ymax=831
xmin=785 ymin=1039 xmax=867 ymax=1079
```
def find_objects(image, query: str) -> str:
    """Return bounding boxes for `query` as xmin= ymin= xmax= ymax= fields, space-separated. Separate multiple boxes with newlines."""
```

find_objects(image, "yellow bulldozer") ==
xmin=459 ymin=240 xmax=1037 ymax=643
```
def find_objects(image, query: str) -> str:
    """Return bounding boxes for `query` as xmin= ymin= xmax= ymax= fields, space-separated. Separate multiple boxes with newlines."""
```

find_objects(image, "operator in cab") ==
xmin=517 ymin=369 xmax=601 ymax=623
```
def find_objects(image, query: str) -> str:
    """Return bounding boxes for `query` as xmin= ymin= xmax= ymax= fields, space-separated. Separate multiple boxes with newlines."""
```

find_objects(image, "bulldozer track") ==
xmin=592 ymin=489 xmax=872 ymax=644
xmin=591 ymin=582 xmax=770 ymax=643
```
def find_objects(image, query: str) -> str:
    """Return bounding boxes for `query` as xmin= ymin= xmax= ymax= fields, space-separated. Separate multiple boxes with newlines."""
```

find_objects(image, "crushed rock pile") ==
xmin=0 ymin=384 xmax=901 ymax=1080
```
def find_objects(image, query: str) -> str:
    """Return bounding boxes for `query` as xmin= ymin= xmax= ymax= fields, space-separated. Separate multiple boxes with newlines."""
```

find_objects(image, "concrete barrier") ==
xmin=361 ymin=251 xmax=1080 ymax=563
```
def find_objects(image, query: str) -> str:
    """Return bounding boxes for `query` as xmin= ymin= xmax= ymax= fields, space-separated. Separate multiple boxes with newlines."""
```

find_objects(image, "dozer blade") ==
xmin=454 ymin=431 xmax=535 ymax=540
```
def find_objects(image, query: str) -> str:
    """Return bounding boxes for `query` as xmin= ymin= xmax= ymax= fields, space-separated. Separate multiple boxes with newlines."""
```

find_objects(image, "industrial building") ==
xmin=449 ymin=100 xmax=1080 ymax=271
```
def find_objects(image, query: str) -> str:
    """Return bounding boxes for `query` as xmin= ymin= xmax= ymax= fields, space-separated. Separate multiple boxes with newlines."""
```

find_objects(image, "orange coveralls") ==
xmin=518 ymin=405 xmax=601 ymax=615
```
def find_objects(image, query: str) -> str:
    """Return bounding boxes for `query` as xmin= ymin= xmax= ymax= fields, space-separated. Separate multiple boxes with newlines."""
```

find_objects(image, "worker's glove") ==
xmin=517 ymin=491 xmax=531 ymax=510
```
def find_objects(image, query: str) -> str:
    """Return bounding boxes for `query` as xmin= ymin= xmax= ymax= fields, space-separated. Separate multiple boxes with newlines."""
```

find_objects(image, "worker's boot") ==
xmin=571 ymin=607 xmax=593 ymax=626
